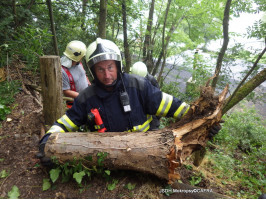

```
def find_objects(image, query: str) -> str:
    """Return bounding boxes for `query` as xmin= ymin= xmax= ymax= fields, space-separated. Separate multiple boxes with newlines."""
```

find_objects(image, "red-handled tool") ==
xmin=88 ymin=108 xmax=107 ymax=133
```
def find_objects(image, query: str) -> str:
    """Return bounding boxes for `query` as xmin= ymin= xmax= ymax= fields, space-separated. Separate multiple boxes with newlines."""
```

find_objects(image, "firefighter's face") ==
xmin=94 ymin=60 xmax=118 ymax=86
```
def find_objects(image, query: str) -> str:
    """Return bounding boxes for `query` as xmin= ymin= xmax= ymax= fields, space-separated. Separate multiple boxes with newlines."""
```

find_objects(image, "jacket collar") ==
xmin=94 ymin=77 xmax=122 ymax=99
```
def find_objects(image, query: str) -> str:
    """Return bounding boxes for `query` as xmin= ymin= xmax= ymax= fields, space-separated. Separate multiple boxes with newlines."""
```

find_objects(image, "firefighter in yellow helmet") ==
xmin=61 ymin=41 xmax=91 ymax=107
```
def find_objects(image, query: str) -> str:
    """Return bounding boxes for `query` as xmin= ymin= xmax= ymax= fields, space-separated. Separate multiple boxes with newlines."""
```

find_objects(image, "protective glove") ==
xmin=36 ymin=133 xmax=53 ymax=167
xmin=208 ymin=123 xmax=222 ymax=139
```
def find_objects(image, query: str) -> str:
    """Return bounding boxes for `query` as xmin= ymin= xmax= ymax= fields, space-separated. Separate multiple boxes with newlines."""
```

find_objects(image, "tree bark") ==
xmin=211 ymin=0 xmax=232 ymax=89
xmin=222 ymin=68 xmax=266 ymax=114
xmin=122 ymin=0 xmax=131 ymax=72
xmin=46 ymin=0 xmax=59 ymax=56
xmin=40 ymin=56 xmax=64 ymax=125
xmin=223 ymin=46 xmax=266 ymax=114
xmin=81 ymin=0 xmax=88 ymax=31
xmin=145 ymin=2 xmax=164 ymax=73
xmin=142 ymin=0 xmax=155 ymax=61
xmin=12 ymin=0 xmax=18 ymax=28
xmin=98 ymin=0 xmax=107 ymax=38
xmin=45 ymin=84 xmax=228 ymax=184
xmin=153 ymin=0 xmax=171 ymax=76
xmin=153 ymin=11 xmax=185 ymax=78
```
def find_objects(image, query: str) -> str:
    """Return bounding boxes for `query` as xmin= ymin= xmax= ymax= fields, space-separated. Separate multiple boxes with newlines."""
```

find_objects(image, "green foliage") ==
xmin=214 ymin=103 xmax=265 ymax=151
xmin=0 ymin=104 xmax=10 ymax=121
xmin=209 ymin=105 xmax=265 ymax=198
xmin=8 ymin=185 xmax=20 ymax=199
xmin=184 ymin=164 xmax=193 ymax=170
xmin=44 ymin=152 xmax=110 ymax=191
xmin=107 ymin=179 xmax=119 ymax=191
xmin=105 ymin=170 xmax=111 ymax=176
xmin=161 ymin=81 xmax=182 ymax=98
xmin=247 ymin=19 xmax=266 ymax=40
xmin=3 ymin=24 xmax=52 ymax=70
xmin=50 ymin=168 xmax=61 ymax=183
xmin=163 ymin=185 xmax=173 ymax=196
xmin=73 ymin=171 xmax=86 ymax=185
xmin=0 ymin=80 xmax=20 ymax=121
xmin=42 ymin=179 xmax=51 ymax=191
xmin=189 ymin=174 xmax=202 ymax=186
xmin=97 ymin=152 xmax=108 ymax=167
xmin=159 ymin=116 xmax=175 ymax=129
xmin=124 ymin=182 xmax=136 ymax=190
xmin=0 ymin=169 xmax=9 ymax=178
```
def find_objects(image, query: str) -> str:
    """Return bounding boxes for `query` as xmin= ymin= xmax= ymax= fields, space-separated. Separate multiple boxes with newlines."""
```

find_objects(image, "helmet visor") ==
xmin=88 ymin=53 xmax=121 ymax=67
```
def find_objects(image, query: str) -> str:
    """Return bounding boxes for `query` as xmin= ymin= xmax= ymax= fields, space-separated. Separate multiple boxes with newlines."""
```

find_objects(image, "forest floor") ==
xmin=0 ymin=64 xmax=238 ymax=199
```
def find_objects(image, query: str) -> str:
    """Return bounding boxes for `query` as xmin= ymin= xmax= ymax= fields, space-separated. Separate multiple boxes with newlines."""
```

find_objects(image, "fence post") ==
xmin=40 ymin=55 xmax=64 ymax=125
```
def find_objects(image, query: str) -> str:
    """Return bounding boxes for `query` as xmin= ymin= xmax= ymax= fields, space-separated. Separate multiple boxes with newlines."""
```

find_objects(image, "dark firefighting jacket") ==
xmin=47 ymin=73 xmax=189 ymax=133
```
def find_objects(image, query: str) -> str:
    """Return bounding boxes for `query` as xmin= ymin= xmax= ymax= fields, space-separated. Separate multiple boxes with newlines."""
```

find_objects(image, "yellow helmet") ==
xmin=130 ymin=61 xmax=148 ymax=77
xmin=63 ymin=40 xmax=86 ymax=62
xmin=86 ymin=38 xmax=123 ymax=76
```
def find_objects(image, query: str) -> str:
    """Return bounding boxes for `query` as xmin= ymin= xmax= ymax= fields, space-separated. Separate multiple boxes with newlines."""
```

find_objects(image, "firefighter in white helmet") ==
xmin=61 ymin=40 xmax=91 ymax=108
xmin=37 ymin=38 xmax=221 ymax=165
xmin=130 ymin=61 xmax=148 ymax=77
xmin=130 ymin=61 xmax=160 ymax=88
xmin=130 ymin=61 xmax=161 ymax=130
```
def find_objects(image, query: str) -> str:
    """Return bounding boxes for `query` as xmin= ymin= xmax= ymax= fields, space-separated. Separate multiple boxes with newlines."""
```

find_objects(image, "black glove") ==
xmin=208 ymin=123 xmax=222 ymax=139
xmin=36 ymin=133 xmax=53 ymax=167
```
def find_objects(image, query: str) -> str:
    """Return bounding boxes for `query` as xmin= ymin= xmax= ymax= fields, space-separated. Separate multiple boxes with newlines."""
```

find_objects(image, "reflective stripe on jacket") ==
xmin=47 ymin=73 xmax=189 ymax=134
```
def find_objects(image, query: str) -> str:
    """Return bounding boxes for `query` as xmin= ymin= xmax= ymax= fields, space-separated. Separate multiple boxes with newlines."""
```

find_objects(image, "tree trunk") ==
xmin=146 ymin=2 xmax=164 ymax=73
xmin=98 ymin=0 xmax=107 ymax=38
xmin=45 ymin=84 xmax=228 ymax=184
xmin=81 ymin=0 xmax=88 ymax=31
xmin=153 ymin=12 xmax=185 ymax=77
xmin=12 ymin=0 xmax=18 ymax=28
xmin=211 ymin=0 xmax=232 ymax=89
xmin=122 ymin=0 xmax=131 ymax=72
xmin=46 ymin=0 xmax=59 ymax=56
xmin=40 ymin=56 xmax=64 ymax=125
xmin=153 ymin=0 xmax=171 ymax=76
xmin=223 ymin=46 xmax=266 ymax=114
xmin=142 ymin=0 xmax=155 ymax=60
xmin=223 ymin=68 xmax=266 ymax=114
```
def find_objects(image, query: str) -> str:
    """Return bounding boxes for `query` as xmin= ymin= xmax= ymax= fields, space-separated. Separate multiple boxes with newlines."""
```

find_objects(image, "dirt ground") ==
xmin=0 ymin=66 xmax=232 ymax=199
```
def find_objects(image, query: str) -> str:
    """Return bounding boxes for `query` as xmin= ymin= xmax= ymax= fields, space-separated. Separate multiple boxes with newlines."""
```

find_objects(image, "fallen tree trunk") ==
xmin=45 ymin=84 xmax=228 ymax=184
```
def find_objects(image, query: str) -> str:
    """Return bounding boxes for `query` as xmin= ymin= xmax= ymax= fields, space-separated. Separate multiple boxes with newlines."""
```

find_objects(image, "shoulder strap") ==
xmin=62 ymin=66 xmax=76 ymax=91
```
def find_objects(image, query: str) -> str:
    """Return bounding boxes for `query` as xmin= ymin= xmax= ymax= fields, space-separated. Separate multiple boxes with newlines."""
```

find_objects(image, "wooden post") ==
xmin=40 ymin=56 xmax=64 ymax=125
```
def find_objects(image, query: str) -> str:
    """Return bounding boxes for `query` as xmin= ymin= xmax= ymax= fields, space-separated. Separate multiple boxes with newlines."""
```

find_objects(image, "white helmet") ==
xmin=130 ymin=61 xmax=148 ymax=77
xmin=85 ymin=38 xmax=123 ymax=76
xmin=63 ymin=40 xmax=86 ymax=62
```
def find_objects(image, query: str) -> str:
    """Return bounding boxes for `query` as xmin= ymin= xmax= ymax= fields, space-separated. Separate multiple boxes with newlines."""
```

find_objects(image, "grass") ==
xmin=0 ymin=80 xmax=20 ymax=122
xmin=204 ymin=104 xmax=266 ymax=198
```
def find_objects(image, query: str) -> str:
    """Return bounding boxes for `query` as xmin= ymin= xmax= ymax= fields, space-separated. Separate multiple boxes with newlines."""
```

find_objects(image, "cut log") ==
xmin=46 ymin=130 xmax=173 ymax=180
xmin=45 ymin=84 xmax=228 ymax=184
